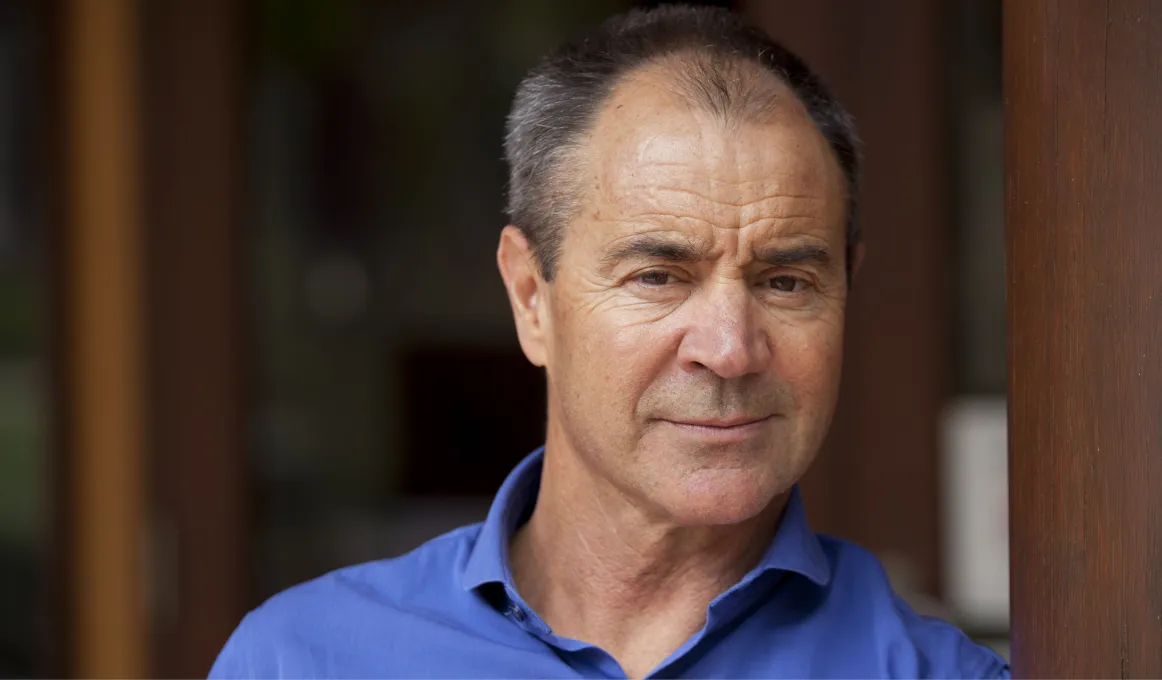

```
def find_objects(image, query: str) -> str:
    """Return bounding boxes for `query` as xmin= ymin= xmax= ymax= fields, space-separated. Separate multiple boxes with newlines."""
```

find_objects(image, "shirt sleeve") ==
xmin=208 ymin=610 xmax=279 ymax=679
xmin=960 ymin=634 xmax=1011 ymax=679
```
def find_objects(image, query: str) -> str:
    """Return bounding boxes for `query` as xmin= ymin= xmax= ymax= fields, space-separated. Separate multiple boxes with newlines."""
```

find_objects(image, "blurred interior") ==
xmin=0 ymin=0 xmax=1006 ymax=676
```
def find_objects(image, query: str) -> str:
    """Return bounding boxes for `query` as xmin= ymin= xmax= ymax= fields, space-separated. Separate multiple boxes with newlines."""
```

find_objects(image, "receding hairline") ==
xmin=613 ymin=52 xmax=816 ymax=130
xmin=552 ymin=52 xmax=838 ymax=223
xmin=642 ymin=50 xmax=801 ymax=124
xmin=561 ymin=50 xmax=826 ymax=155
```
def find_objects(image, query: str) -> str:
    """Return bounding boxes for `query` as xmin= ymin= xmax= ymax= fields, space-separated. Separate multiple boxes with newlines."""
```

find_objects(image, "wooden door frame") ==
xmin=47 ymin=0 xmax=251 ymax=675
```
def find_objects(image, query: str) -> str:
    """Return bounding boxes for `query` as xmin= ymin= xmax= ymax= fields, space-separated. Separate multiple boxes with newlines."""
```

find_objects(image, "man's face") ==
xmin=503 ymin=68 xmax=852 ymax=526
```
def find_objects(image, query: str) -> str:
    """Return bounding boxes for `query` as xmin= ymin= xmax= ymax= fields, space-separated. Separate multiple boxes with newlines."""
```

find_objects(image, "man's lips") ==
xmin=656 ymin=415 xmax=775 ymax=443
xmin=663 ymin=415 xmax=774 ymax=429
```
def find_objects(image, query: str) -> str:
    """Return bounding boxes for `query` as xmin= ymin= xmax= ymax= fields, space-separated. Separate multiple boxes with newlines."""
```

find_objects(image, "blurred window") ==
xmin=0 ymin=1 xmax=49 ymax=675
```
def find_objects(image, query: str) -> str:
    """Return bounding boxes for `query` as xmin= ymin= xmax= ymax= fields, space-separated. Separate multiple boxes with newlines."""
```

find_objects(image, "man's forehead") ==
xmin=579 ymin=68 xmax=846 ymax=231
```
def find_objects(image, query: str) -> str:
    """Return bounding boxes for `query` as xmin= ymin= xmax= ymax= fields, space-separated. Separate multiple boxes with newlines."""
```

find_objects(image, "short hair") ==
xmin=503 ymin=4 xmax=861 ymax=281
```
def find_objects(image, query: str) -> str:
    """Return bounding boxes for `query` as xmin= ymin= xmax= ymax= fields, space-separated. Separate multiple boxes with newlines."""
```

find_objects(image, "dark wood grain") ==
xmin=1006 ymin=0 xmax=1162 ymax=675
xmin=141 ymin=0 xmax=250 ymax=676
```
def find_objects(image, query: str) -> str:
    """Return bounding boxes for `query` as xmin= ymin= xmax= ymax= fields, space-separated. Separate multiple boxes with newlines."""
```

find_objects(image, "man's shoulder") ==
xmin=811 ymin=534 xmax=1010 ymax=679
xmin=254 ymin=521 xmax=481 ymax=624
xmin=209 ymin=523 xmax=484 ymax=678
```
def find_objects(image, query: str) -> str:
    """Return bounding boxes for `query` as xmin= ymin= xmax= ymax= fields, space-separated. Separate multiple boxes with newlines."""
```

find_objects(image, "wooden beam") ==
xmin=1006 ymin=0 xmax=1162 ymax=675
xmin=58 ymin=0 xmax=148 ymax=674
xmin=140 ymin=0 xmax=249 ymax=675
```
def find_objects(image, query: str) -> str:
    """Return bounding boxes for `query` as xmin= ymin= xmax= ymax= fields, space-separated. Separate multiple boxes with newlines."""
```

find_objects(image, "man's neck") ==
xmin=508 ymin=444 xmax=787 ymax=678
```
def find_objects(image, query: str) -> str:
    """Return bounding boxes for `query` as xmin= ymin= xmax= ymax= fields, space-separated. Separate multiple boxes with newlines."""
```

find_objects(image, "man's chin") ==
xmin=654 ymin=468 xmax=783 ymax=526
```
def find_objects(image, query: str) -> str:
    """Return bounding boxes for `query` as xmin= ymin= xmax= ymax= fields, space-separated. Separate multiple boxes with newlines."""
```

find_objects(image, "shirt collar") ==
xmin=461 ymin=447 xmax=832 ymax=592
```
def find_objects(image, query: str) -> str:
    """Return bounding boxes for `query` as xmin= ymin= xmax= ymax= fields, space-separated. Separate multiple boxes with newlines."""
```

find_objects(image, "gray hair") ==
xmin=504 ymin=4 xmax=861 ymax=281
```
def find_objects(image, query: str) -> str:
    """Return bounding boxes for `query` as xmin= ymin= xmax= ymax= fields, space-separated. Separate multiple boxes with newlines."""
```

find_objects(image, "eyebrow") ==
xmin=753 ymin=243 xmax=832 ymax=268
xmin=599 ymin=234 xmax=833 ymax=273
xmin=600 ymin=234 xmax=710 ymax=271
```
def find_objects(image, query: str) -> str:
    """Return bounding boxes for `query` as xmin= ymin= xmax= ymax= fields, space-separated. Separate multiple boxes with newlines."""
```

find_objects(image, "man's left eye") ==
xmin=637 ymin=271 xmax=673 ymax=286
xmin=768 ymin=276 xmax=803 ymax=293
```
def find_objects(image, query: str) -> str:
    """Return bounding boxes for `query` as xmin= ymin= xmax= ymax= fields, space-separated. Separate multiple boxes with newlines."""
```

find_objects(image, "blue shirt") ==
xmin=211 ymin=449 xmax=1009 ymax=678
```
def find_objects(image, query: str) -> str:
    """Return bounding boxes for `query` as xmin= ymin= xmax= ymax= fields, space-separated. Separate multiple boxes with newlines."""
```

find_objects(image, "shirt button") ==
xmin=508 ymin=604 xmax=526 ymax=622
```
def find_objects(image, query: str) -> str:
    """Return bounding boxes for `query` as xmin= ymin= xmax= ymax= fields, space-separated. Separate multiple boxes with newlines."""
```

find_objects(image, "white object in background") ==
xmin=942 ymin=397 xmax=1009 ymax=630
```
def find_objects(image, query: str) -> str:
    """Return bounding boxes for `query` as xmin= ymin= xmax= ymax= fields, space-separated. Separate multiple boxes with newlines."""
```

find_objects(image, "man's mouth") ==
xmin=667 ymin=415 xmax=772 ymax=428
xmin=659 ymin=414 xmax=776 ymax=441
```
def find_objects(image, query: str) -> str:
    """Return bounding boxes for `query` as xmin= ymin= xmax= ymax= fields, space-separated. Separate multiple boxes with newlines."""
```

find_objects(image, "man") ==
xmin=211 ymin=6 xmax=1009 ymax=678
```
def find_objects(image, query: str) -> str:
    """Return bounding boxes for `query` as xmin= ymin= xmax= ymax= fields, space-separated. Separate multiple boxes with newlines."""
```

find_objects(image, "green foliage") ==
xmin=0 ymin=270 xmax=40 ymax=356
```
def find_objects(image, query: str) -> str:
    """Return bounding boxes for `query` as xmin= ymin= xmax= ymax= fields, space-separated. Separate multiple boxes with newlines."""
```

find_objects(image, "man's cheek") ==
xmin=777 ymin=341 xmax=840 ymax=399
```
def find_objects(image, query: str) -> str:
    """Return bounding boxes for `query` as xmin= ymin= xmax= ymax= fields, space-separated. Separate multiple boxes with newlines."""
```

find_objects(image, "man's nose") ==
xmin=675 ymin=284 xmax=771 ymax=379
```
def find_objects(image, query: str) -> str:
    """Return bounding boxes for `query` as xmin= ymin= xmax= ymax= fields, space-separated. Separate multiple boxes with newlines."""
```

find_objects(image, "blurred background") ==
xmin=0 ymin=0 xmax=1006 ymax=676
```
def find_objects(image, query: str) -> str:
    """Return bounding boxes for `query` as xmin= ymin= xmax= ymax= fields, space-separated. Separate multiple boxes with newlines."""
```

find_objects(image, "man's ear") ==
xmin=497 ymin=226 xmax=548 ymax=367
xmin=849 ymin=241 xmax=867 ymax=284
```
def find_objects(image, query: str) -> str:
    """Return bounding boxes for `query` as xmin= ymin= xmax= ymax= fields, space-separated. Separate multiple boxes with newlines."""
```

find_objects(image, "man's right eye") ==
xmin=636 ymin=271 xmax=672 ymax=286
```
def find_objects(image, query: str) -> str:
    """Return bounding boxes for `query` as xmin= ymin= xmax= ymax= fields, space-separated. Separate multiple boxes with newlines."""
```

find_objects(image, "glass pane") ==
xmin=946 ymin=0 xmax=1007 ymax=658
xmin=0 ymin=1 xmax=49 ymax=675
xmin=247 ymin=0 xmax=633 ymax=601
xmin=953 ymin=0 xmax=1004 ymax=396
